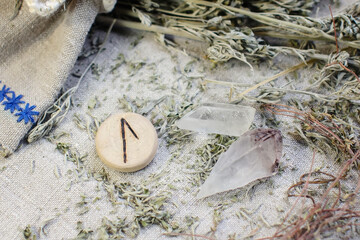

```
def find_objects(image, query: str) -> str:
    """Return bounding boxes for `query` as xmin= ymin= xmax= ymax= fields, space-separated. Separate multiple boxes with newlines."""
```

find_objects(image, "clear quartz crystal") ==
xmin=197 ymin=128 xmax=283 ymax=199
xmin=175 ymin=103 xmax=256 ymax=136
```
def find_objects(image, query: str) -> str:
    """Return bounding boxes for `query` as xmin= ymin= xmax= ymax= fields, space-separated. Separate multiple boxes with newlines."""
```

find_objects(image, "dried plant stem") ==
xmin=97 ymin=15 xmax=355 ymax=65
xmin=251 ymin=5 xmax=344 ymax=47
xmin=284 ymin=151 xmax=360 ymax=239
xmin=234 ymin=60 xmax=315 ymax=100
xmin=252 ymin=30 xmax=319 ymax=41
xmin=261 ymin=150 xmax=360 ymax=239
xmin=329 ymin=5 xmax=339 ymax=54
xmin=11 ymin=0 xmax=23 ymax=20
xmin=204 ymin=78 xmax=336 ymax=103
xmin=338 ymin=62 xmax=360 ymax=83
xmin=323 ymin=5 xmax=360 ymax=85
xmin=163 ymin=232 xmax=215 ymax=240
xmin=96 ymin=16 xmax=202 ymax=41
xmin=263 ymin=103 xmax=360 ymax=238
xmin=259 ymin=151 xmax=317 ymax=240
xmin=188 ymin=0 xmax=360 ymax=49
xmin=320 ymin=150 xmax=360 ymax=207
xmin=285 ymin=151 xmax=316 ymax=220
xmin=266 ymin=104 xmax=352 ymax=155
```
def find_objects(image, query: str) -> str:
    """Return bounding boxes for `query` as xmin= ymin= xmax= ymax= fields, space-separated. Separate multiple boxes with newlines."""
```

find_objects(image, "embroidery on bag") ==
xmin=0 ymin=81 xmax=39 ymax=124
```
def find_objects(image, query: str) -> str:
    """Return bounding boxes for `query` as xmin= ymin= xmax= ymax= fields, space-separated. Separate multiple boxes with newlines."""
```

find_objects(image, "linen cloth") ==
xmin=0 ymin=26 xmax=345 ymax=240
xmin=0 ymin=1 xmax=358 ymax=239
xmin=0 ymin=0 xmax=115 ymax=155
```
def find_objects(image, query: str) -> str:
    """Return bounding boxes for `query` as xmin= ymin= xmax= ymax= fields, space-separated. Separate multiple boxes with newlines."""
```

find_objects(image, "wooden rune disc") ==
xmin=95 ymin=112 xmax=158 ymax=172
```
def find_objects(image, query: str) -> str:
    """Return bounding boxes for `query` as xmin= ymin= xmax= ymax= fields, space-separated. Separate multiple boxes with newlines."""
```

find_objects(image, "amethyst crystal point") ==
xmin=197 ymin=128 xmax=282 ymax=199
xmin=175 ymin=103 xmax=255 ymax=136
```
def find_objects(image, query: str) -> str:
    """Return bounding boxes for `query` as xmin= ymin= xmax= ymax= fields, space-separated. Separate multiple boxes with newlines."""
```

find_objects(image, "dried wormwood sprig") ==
xmin=107 ymin=0 xmax=360 ymax=71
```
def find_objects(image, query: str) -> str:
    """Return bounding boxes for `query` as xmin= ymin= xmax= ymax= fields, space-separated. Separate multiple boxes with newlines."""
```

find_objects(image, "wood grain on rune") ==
xmin=95 ymin=112 xmax=158 ymax=172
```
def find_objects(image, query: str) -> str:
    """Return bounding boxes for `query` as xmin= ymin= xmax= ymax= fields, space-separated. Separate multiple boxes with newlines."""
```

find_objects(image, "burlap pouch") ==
xmin=0 ymin=0 xmax=115 ymax=156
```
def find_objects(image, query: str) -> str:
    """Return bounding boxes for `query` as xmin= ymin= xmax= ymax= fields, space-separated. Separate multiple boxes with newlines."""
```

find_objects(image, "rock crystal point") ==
xmin=197 ymin=128 xmax=282 ymax=199
xmin=175 ymin=103 xmax=255 ymax=136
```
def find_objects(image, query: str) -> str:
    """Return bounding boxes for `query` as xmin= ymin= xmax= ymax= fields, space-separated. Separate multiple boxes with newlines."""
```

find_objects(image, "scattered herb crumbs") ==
xmin=53 ymin=166 xmax=61 ymax=178
xmin=91 ymin=169 xmax=176 ymax=238
xmin=23 ymin=225 xmax=37 ymax=240
xmin=152 ymin=100 xmax=195 ymax=146
xmin=127 ymin=61 xmax=146 ymax=76
xmin=167 ymin=184 xmax=177 ymax=190
xmin=78 ymin=207 xmax=90 ymax=216
xmin=129 ymin=35 xmax=144 ymax=49
xmin=73 ymin=113 xmax=102 ymax=140
xmin=92 ymin=196 xmax=102 ymax=203
xmin=192 ymin=134 xmax=236 ymax=185
xmin=74 ymin=222 xmax=93 ymax=240
xmin=211 ymin=207 xmax=223 ymax=233
xmin=96 ymin=217 xmax=129 ymax=239
xmin=87 ymin=96 xmax=100 ymax=110
xmin=126 ymin=83 xmax=133 ymax=91
xmin=184 ymin=60 xmax=196 ymax=73
xmin=90 ymin=63 xmax=102 ymax=77
xmin=73 ymin=114 xmax=87 ymax=131
xmin=76 ymin=194 xmax=89 ymax=209
xmin=110 ymin=53 xmax=126 ymax=73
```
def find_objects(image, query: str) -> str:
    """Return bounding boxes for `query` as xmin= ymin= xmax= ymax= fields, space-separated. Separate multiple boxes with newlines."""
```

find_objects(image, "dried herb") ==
xmin=92 ymin=169 xmax=176 ymax=238
xmin=0 ymin=144 xmax=11 ymax=157
xmin=266 ymin=103 xmax=358 ymax=160
xmin=191 ymin=134 xmax=236 ymax=186
xmin=98 ymin=0 xmax=360 ymax=71
xmin=11 ymin=0 xmax=23 ymax=21
xmin=73 ymin=113 xmax=102 ymax=140
xmin=110 ymin=53 xmax=126 ymax=73
xmin=27 ymin=20 xmax=116 ymax=143
xmin=271 ymin=151 xmax=360 ymax=239
xmin=127 ymin=61 xmax=146 ymax=76
xmin=74 ymin=222 xmax=94 ymax=240
xmin=96 ymin=217 xmax=129 ymax=239
xmin=152 ymin=99 xmax=195 ymax=146
xmin=23 ymin=225 xmax=37 ymax=240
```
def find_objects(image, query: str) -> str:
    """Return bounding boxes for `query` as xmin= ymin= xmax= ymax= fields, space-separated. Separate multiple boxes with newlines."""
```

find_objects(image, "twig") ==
xmin=320 ymin=150 xmax=360 ymax=207
xmin=329 ymin=5 xmax=339 ymax=54
xmin=11 ymin=0 xmax=23 ymax=20
xmin=322 ymin=7 xmax=360 ymax=85
xmin=273 ymin=151 xmax=316 ymax=237
xmin=234 ymin=60 xmax=315 ymax=100
xmin=163 ymin=232 xmax=215 ymax=240
xmin=96 ymin=16 xmax=202 ymax=41
xmin=338 ymin=62 xmax=360 ymax=83
xmin=204 ymin=78 xmax=338 ymax=103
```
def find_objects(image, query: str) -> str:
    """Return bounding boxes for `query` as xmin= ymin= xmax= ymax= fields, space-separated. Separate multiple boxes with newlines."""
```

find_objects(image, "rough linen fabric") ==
xmin=0 ymin=0 xmax=114 ymax=156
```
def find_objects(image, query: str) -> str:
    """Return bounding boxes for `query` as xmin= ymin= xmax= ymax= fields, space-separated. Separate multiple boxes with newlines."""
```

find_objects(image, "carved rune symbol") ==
xmin=120 ymin=118 xmax=139 ymax=163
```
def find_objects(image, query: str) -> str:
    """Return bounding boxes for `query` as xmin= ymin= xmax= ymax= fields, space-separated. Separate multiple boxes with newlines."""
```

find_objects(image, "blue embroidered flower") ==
xmin=0 ymin=85 xmax=13 ymax=102
xmin=15 ymin=103 xmax=39 ymax=124
xmin=0 ymin=82 xmax=39 ymax=125
xmin=2 ymin=94 xmax=25 ymax=113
